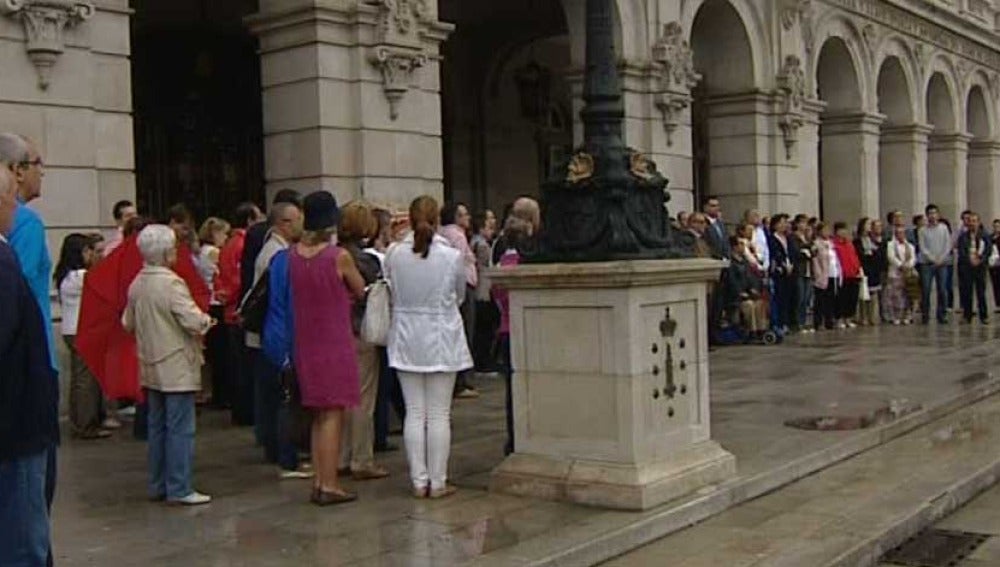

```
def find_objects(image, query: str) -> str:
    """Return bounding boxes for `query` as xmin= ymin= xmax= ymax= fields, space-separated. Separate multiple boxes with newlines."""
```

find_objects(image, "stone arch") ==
xmin=877 ymin=56 xmax=913 ymax=124
xmin=811 ymin=14 xmax=872 ymax=110
xmin=685 ymin=0 xmax=763 ymax=213
xmin=925 ymin=62 xmax=967 ymax=220
xmin=875 ymin=37 xmax=919 ymax=122
xmin=680 ymin=0 xmax=769 ymax=87
xmin=965 ymin=72 xmax=994 ymax=138
xmin=923 ymin=55 xmax=961 ymax=130
xmin=876 ymin=53 xmax=920 ymax=217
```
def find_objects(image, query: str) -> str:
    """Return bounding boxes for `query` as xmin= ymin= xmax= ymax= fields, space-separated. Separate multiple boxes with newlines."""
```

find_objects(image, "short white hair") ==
xmin=137 ymin=224 xmax=176 ymax=266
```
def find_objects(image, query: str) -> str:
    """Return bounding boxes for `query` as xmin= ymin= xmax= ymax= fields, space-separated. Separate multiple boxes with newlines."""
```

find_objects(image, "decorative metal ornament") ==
xmin=1 ymin=0 xmax=95 ymax=90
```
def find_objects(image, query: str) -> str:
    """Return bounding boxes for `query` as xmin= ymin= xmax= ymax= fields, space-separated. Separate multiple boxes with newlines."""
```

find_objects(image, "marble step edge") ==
xmin=826 ymin=459 xmax=1000 ymax=567
xmin=474 ymin=375 xmax=1000 ymax=567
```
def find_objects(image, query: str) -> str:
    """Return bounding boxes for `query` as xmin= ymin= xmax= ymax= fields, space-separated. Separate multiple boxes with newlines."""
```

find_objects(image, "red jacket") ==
xmin=76 ymin=238 xmax=210 ymax=402
xmin=216 ymin=229 xmax=246 ymax=324
xmin=832 ymin=236 xmax=863 ymax=280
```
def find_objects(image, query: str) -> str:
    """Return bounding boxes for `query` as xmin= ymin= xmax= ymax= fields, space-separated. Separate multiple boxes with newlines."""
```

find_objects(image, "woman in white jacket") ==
xmin=885 ymin=226 xmax=917 ymax=325
xmin=386 ymin=195 xmax=473 ymax=499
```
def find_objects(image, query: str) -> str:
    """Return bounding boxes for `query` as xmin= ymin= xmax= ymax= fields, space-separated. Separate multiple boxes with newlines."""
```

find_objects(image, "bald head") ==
xmin=0 ymin=165 xmax=17 ymax=235
xmin=0 ymin=133 xmax=42 ymax=202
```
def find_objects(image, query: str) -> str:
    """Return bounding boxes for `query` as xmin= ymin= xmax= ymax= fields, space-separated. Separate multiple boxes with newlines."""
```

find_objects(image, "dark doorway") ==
xmin=131 ymin=0 xmax=264 ymax=223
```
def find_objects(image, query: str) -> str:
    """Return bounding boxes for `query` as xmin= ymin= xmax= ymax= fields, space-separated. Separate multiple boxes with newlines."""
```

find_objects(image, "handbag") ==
xmin=280 ymin=366 xmax=312 ymax=449
xmin=859 ymin=274 xmax=871 ymax=301
xmin=361 ymin=279 xmax=391 ymax=346
xmin=237 ymin=268 xmax=269 ymax=333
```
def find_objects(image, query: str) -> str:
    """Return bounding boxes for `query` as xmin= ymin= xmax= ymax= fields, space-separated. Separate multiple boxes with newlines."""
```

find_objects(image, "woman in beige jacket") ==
xmin=123 ymin=225 xmax=215 ymax=506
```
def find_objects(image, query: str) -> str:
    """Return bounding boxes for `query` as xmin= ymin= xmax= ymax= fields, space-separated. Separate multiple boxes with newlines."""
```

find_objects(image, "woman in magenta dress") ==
xmin=289 ymin=191 xmax=366 ymax=505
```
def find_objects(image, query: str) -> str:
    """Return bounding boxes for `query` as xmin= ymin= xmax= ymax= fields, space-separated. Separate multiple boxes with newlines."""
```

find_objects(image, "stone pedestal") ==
xmin=489 ymin=260 xmax=736 ymax=511
xmin=879 ymin=124 xmax=931 ymax=217
xmin=927 ymin=132 xmax=972 ymax=222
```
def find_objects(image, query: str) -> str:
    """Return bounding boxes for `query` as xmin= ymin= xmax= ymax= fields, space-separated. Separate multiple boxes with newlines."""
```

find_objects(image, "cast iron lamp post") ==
xmin=533 ymin=0 xmax=692 ymax=262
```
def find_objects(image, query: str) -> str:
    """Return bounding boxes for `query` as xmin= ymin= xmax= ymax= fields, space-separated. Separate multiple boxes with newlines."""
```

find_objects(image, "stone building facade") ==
xmin=3 ymin=0 xmax=1000 ymax=258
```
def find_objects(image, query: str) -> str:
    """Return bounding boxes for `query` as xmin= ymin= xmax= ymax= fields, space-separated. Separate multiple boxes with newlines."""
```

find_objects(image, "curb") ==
xmin=488 ymin=376 xmax=1000 ymax=567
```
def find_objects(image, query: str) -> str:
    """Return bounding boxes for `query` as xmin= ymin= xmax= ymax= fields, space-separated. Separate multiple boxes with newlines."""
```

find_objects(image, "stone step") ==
xmin=470 ymin=375 xmax=1000 ymax=566
xmin=602 ymin=392 xmax=1000 ymax=567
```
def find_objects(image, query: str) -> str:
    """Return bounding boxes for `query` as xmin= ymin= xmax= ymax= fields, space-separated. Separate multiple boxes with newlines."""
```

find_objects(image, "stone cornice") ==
xmin=821 ymin=0 xmax=1000 ymax=70
xmin=880 ymin=122 xmax=934 ymax=143
xmin=487 ymin=259 xmax=724 ymax=290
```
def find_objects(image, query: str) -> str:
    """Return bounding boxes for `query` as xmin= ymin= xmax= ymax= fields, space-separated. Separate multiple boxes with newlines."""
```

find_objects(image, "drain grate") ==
xmin=881 ymin=529 xmax=991 ymax=566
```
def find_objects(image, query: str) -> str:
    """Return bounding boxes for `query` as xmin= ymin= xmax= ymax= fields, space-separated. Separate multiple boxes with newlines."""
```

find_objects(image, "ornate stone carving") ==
xmin=651 ymin=22 xmax=701 ymax=146
xmin=862 ymin=23 xmax=882 ymax=56
xmin=367 ymin=0 xmax=431 ymax=120
xmin=1 ymin=0 xmax=95 ymax=90
xmin=566 ymin=152 xmax=594 ymax=184
xmin=781 ymin=0 xmax=812 ymax=30
xmin=776 ymin=55 xmax=806 ymax=160
xmin=989 ymin=72 xmax=1000 ymax=101
xmin=956 ymin=59 xmax=971 ymax=93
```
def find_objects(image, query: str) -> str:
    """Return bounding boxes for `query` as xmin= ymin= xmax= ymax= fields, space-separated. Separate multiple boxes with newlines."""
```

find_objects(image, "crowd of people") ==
xmin=680 ymin=197 xmax=1000 ymax=343
xmin=0 ymin=123 xmax=545 ymax=564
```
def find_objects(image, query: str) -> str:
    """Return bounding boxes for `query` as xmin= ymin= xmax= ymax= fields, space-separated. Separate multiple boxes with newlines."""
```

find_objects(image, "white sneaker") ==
xmin=169 ymin=491 xmax=212 ymax=506
xmin=279 ymin=469 xmax=315 ymax=480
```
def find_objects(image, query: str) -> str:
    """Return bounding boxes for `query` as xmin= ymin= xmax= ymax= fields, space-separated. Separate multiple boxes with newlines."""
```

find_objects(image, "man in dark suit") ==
xmin=0 ymin=164 xmax=59 ymax=566
xmin=701 ymin=195 xmax=730 ymax=260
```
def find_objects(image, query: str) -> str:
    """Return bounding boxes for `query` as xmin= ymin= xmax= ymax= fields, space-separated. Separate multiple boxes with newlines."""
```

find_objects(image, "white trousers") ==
xmin=397 ymin=371 xmax=457 ymax=491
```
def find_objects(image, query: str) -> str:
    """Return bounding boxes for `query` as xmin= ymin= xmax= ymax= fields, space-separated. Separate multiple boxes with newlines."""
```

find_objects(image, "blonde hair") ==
xmin=339 ymin=200 xmax=379 ymax=244
xmin=198 ymin=217 xmax=230 ymax=245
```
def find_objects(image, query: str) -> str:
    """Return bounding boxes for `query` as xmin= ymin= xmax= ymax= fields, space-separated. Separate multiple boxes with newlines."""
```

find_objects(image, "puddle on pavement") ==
xmin=784 ymin=400 xmax=922 ymax=431
xmin=959 ymin=371 xmax=993 ymax=389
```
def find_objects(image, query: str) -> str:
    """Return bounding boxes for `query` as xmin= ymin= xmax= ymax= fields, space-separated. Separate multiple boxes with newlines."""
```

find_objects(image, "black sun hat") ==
xmin=303 ymin=191 xmax=340 ymax=232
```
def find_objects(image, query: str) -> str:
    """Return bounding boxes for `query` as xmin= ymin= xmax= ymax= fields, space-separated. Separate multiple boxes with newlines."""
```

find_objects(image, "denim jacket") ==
xmin=262 ymin=250 xmax=293 ymax=369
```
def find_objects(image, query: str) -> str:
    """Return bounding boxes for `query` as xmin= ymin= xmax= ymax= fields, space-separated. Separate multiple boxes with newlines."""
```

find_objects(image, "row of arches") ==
xmin=686 ymin=0 xmax=1000 ymax=223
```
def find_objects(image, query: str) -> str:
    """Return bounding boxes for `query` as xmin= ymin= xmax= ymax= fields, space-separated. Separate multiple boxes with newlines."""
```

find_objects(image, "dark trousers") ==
xmin=945 ymin=264 xmax=955 ymax=309
xmin=455 ymin=290 xmax=475 ymax=392
xmin=231 ymin=329 xmax=254 ymax=428
xmin=815 ymin=279 xmax=839 ymax=329
xmin=959 ymin=264 xmax=988 ymax=322
xmin=499 ymin=334 xmax=513 ymax=455
xmin=472 ymin=300 xmax=500 ymax=371
xmin=374 ymin=348 xmax=405 ymax=450
xmin=134 ymin=402 xmax=148 ymax=440
xmin=773 ymin=274 xmax=794 ymax=329
xmin=837 ymin=279 xmax=860 ymax=320
xmin=920 ymin=264 xmax=949 ymax=322
xmin=0 ymin=450 xmax=50 ymax=566
xmin=990 ymin=267 xmax=1000 ymax=308
xmin=205 ymin=306 xmax=229 ymax=408
xmin=250 ymin=349 xmax=299 ymax=470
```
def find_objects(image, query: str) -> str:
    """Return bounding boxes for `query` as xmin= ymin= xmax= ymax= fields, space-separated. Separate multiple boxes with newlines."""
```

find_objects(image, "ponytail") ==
xmin=413 ymin=220 xmax=434 ymax=258
xmin=409 ymin=195 xmax=440 ymax=259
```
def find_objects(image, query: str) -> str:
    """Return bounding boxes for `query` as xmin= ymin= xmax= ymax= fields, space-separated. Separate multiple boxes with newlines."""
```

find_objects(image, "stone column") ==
xmin=927 ymin=132 xmax=972 ymax=222
xmin=247 ymin=0 xmax=452 ymax=207
xmin=819 ymin=112 xmax=884 ymax=222
xmin=967 ymin=140 xmax=1000 ymax=221
xmin=879 ymin=123 xmax=932 ymax=217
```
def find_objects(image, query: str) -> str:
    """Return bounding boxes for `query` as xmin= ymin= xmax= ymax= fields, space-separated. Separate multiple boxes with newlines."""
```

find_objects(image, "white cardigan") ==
xmin=386 ymin=234 xmax=473 ymax=373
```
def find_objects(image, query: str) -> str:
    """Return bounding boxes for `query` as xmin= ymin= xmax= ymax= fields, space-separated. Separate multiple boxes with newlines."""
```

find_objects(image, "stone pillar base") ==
xmin=487 ymin=259 xmax=736 ymax=511
xmin=491 ymin=440 xmax=735 ymax=510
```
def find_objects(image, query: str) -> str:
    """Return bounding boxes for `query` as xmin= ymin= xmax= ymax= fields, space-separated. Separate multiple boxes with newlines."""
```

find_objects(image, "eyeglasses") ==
xmin=20 ymin=158 xmax=43 ymax=169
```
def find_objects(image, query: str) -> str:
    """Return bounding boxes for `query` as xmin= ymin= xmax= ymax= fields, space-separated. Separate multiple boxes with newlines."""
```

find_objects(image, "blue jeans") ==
xmin=920 ymin=264 xmax=949 ymax=322
xmin=253 ymin=350 xmax=298 ymax=471
xmin=797 ymin=277 xmax=814 ymax=328
xmin=0 ymin=451 xmax=50 ymax=566
xmin=146 ymin=390 xmax=196 ymax=500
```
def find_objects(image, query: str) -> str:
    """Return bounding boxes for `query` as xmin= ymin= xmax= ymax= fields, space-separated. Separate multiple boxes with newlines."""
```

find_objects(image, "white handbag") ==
xmin=361 ymin=279 xmax=392 ymax=346
xmin=859 ymin=274 xmax=871 ymax=301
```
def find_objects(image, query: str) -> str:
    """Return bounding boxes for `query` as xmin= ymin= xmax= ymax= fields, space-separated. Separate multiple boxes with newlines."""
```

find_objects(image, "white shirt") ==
xmin=753 ymin=226 xmax=770 ymax=272
xmin=828 ymin=245 xmax=842 ymax=281
xmin=59 ymin=269 xmax=86 ymax=335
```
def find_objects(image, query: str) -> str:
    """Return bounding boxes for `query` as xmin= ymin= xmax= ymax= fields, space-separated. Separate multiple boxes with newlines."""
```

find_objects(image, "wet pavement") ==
xmin=52 ymin=322 xmax=1000 ymax=566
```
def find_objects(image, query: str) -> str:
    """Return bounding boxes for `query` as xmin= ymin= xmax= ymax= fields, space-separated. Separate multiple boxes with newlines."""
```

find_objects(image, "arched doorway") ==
xmin=131 ymin=0 xmax=265 ymax=222
xmin=876 ymin=55 xmax=923 ymax=217
xmin=689 ymin=0 xmax=756 ymax=213
xmin=966 ymin=84 xmax=996 ymax=221
xmin=439 ymin=0 xmax=572 ymax=213
xmin=925 ymin=71 xmax=967 ymax=222
xmin=816 ymin=35 xmax=877 ymax=223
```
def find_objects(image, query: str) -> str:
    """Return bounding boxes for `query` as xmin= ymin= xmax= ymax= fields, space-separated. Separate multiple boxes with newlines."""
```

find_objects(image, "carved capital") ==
xmin=651 ymin=22 xmax=701 ymax=146
xmin=367 ymin=0 xmax=433 ymax=120
xmin=781 ymin=0 xmax=812 ymax=30
xmin=2 ymin=0 xmax=94 ymax=90
xmin=776 ymin=55 xmax=806 ymax=159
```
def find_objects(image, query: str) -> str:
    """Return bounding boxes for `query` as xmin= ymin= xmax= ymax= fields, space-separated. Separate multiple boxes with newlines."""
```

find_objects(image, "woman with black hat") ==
xmin=287 ymin=191 xmax=367 ymax=505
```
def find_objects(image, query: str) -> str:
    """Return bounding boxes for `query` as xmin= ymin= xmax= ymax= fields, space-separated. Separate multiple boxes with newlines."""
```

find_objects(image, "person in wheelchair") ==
xmin=720 ymin=236 xmax=769 ymax=338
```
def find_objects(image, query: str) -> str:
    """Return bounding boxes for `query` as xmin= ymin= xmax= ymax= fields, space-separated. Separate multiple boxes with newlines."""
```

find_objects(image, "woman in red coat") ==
xmin=832 ymin=221 xmax=863 ymax=329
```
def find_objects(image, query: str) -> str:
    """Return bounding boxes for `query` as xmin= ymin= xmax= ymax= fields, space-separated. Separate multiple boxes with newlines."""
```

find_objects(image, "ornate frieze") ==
xmin=776 ymin=55 xmax=806 ymax=159
xmin=824 ymin=0 xmax=1000 ymax=70
xmin=651 ymin=22 xmax=701 ymax=146
xmin=367 ymin=0 xmax=432 ymax=120
xmin=1 ymin=0 xmax=95 ymax=90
